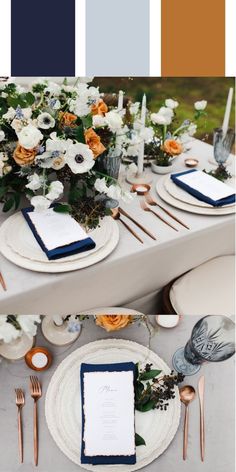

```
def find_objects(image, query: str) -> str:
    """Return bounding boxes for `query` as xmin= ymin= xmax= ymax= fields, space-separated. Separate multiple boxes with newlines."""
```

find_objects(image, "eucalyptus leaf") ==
xmin=53 ymin=203 xmax=71 ymax=214
xmin=135 ymin=433 xmax=146 ymax=447
xmin=136 ymin=399 xmax=156 ymax=412
xmin=139 ymin=369 xmax=162 ymax=381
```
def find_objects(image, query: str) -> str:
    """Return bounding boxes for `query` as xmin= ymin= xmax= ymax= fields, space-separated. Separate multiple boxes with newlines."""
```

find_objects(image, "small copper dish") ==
xmin=131 ymin=184 xmax=151 ymax=195
xmin=25 ymin=347 xmax=52 ymax=371
xmin=185 ymin=158 xmax=199 ymax=168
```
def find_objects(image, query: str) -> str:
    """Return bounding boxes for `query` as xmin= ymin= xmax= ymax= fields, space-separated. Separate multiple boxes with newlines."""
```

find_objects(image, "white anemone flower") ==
xmin=65 ymin=143 xmax=95 ymax=174
xmin=37 ymin=112 xmax=55 ymax=130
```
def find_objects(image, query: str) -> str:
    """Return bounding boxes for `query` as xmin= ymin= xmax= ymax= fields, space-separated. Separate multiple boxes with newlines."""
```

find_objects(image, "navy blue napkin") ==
xmin=171 ymin=169 xmax=236 ymax=207
xmin=80 ymin=362 xmax=136 ymax=465
xmin=21 ymin=207 xmax=95 ymax=260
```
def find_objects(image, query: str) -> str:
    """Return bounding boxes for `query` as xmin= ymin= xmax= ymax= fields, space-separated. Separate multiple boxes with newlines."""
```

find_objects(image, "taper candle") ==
xmin=137 ymin=94 xmax=146 ymax=175
xmin=222 ymin=88 xmax=233 ymax=136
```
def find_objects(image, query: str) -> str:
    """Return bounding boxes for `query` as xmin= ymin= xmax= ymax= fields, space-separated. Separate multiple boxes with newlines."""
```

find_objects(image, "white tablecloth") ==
xmin=0 ymin=139 xmax=235 ymax=314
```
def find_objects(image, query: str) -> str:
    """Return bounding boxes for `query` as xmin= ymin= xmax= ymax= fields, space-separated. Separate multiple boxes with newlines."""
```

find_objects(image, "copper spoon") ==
xmin=179 ymin=385 xmax=196 ymax=460
xmin=112 ymin=209 xmax=144 ymax=244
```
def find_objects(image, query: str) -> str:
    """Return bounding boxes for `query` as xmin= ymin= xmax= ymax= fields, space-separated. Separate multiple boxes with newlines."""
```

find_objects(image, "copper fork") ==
xmin=30 ymin=376 xmax=42 ymax=466
xmin=145 ymin=194 xmax=190 ymax=230
xmin=140 ymin=200 xmax=178 ymax=231
xmin=0 ymin=272 xmax=7 ymax=291
xmin=15 ymin=388 xmax=25 ymax=463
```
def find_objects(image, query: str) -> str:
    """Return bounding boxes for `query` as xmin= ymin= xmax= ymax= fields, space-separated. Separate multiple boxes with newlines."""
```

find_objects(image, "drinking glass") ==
xmin=172 ymin=315 xmax=235 ymax=375
xmin=213 ymin=127 xmax=235 ymax=166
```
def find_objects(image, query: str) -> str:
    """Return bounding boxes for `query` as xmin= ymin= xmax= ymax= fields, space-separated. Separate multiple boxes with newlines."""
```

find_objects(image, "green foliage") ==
xmin=135 ymin=433 xmax=146 ymax=447
xmin=53 ymin=203 xmax=71 ymax=214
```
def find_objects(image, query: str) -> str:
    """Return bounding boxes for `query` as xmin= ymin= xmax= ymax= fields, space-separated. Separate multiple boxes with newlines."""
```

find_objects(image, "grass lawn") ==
xmin=94 ymin=77 xmax=235 ymax=145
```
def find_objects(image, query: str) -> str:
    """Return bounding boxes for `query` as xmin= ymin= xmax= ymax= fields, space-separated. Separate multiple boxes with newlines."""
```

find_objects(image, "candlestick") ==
xmin=117 ymin=90 xmax=124 ymax=112
xmin=222 ymin=87 xmax=233 ymax=136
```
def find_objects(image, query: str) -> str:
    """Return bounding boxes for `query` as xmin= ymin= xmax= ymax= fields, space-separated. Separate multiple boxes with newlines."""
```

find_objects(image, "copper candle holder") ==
xmin=25 ymin=347 xmax=52 ymax=371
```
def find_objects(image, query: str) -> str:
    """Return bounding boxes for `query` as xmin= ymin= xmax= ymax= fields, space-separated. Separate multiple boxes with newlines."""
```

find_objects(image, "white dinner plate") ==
xmin=45 ymin=338 xmax=180 ymax=472
xmin=156 ymin=175 xmax=235 ymax=216
xmin=5 ymin=213 xmax=113 ymax=263
xmin=164 ymin=175 xmax=235 ymax=208
xmin=0 ymin=214 xmax=119 ymax=272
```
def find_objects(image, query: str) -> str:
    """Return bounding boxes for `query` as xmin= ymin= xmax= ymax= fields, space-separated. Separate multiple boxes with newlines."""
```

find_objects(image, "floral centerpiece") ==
xmin=0 ymin=78 xmax=130 ymax=229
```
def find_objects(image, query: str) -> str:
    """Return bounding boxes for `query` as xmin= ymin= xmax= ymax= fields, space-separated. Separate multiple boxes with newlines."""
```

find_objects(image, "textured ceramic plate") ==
xmin=164 ymin=175 xmax=235 ymax=208
xmin=0 ymin=216 xmax=119 ymax=272
xmin=45 ymin=338 xmax=180 ymax=472
xmin=5 ymin=213 xmax=113 ymax=263
xmin=156 ymin=176 xmax=235 ymax=215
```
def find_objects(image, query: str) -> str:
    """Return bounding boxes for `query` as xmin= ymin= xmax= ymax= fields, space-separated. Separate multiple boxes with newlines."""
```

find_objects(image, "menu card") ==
xmin=171 ymin=169 xmax=235 ymax=206
xmin=80 ymin=362 xmax=136 ymax=465
xmin=21 ymin=207 xmax=95 ymax=260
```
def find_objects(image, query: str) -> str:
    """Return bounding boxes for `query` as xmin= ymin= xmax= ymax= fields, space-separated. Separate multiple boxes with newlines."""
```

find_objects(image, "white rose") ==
xmin=46 ymin=181 xmax=64 ymax=201
xmin=151 ymin=113 xmax=172 ymax=126
xmin=107 ymin=184 xmax=121 ymax=200
xmin=92 ymin=114 xmax=107 ymax=128
xmin=165 ymin=99 xmax=179 ymax=109
xmin=31 ymin=196 xmax=51 ymax=212
xmin=26 ymin=173 xmax=43 ymax=191
xmin=158 ymin=106 xmax=174 ymax=119
xmin=105 ymin=111 xmax=123 ymax=132
xmin=94 ymin=178 xmax=108 ymax=194
xmin=18 ymin=125 xmax=43 ymax=149
xmin=194 ymin=100 xmax=207 ymax=111
xmin=0 ymin=130 xmax=5 ymax=142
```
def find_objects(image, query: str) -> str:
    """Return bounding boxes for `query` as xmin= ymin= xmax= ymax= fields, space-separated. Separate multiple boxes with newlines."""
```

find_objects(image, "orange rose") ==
xmin=59 ymin=111 xmax=77 ymax=127
xmin=95 ymin=315 xmax=133 ymax=332
xmin=163 ymin=139 xmax=183 ymax=156
xmin=85 ymin=128 xmax=106 ymax=158
xmin=91 ymin=99 xmax=108 ymax=116
xmin=13 ymin=144 xmax=37 ymax=166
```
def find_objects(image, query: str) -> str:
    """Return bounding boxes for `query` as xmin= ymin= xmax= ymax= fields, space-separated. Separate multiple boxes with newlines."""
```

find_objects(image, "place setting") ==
xmin=0 ymin=314 xmax=235 ymax=471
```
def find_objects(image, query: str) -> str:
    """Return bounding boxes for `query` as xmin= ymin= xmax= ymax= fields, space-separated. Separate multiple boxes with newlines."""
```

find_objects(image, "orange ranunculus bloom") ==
xmin=85 ymin=128 xmax=106 ymax=158
xmin=13 ymin=144 xmax=37 ymax=166
xmin=59 ymin=111 xmax=77 ymax=127
xmin=91 ymin=99 xmax=108 ymax=116
xmin=95 ymin=315 xmax=133 ymax=332
xmin=163 ymin=139 xmax=183 ymax=156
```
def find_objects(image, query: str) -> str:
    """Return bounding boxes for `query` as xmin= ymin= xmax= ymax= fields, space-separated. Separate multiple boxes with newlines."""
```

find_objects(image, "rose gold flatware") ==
xmin=179 ymin=385 xmax=196 ymax=460
xmin=118 ymin=207 xmax=157 ymax=240
xmin=0 ymin=272 xmax=7 ymax=291
xmin=198 ymin=375 xmax=205 ymax=462
xmin=145 ymin=194 xmax=190 ymax=230
xmin=112 ymin=209 xmax=143 ymax=244
xmin=140 ymin=200 xmax=178 ymax=232
xmin=30 ymin=376 xmax=42 ymax=466
xmin=15 ymin=388 xmax=25 ymax=463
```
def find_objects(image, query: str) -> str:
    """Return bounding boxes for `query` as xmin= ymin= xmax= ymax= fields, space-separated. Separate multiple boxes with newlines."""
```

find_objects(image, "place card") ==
xmin=171 ymin=169 xmax=235 ymax=206
xmin=81 ymin=362 xmax=136 ymax=465
xmin=21 ymin=207 xmax=95 ymax=260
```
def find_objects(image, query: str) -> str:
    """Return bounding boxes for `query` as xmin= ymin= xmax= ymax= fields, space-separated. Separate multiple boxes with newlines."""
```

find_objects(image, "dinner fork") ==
xmin=30 ymin=376 xmax=42 ymax=466
xmin=15 ymin=388 xmax=25 ymax=463
xmin=145 ymin=194 xmax=190 ymax=230
xmin=140 ymin=200 xmax=178 ymax=231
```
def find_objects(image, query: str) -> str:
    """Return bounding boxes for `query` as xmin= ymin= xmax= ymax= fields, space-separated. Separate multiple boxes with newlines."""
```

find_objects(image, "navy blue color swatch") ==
xmin=11 ymin=0 xmax=75 ymax=76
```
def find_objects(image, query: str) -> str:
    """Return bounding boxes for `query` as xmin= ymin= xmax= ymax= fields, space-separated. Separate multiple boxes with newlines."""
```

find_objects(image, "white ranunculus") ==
xmin=140 ymin=126 xmax=154 ymax=143
xmin=31 ymin=195 xmax=51 ymax=212
xmin=45 ymin=82 xmax=61 ymax=95
xmin=66 ymin=143 xmax=95 ymax=174
xmin=2 ymin=107 xmax=16 ymax=121
xmin=46 ymin=181 xmax=64 ymax=201
xmin=165 ymin=99 xmax=179 ymax=109
xmin=18 ymin=125 xmax=43 ymax=149
xmin=37 ymin=112 xmax=55 ymax=130
xmin=22 ymin=108 xmax=32 ymax=120
xmin=0 ymin=130 xmax=5 ymax=141
xmin=11 ymin=118 xmax=24 ymax=133
xmin=130 ymin=102 xmax=140 ymax=115
xmin=92 ymin=114 xmax=107 ymax=128
xmin=105 ymin=111 xmax=123 ymax=132
xmin=0 ymin=316 xmax=21 ymax=343
xmin=26 ymin=173 xmax=43 ymax=191
xmin=194 ymin=100 xmax=207 ymax=111
xmin=158 ymin=106 xmax=174 ymax=119
xmin=107 ymin=184 xmax=121 ymax=200
xmin=188 ymin=123 xmax=197 ymax=136
xmin=94 ymin=177 xmax=108 ymax=194
xmin=17 ymin=315 xmax=41 ymax=338
xmin=151 ymin=113 xmax=170 ymax=126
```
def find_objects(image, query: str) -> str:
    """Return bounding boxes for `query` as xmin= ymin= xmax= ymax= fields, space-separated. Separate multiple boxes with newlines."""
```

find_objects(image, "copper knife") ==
xmin=118 ymin=207 xmax=157 ymax=240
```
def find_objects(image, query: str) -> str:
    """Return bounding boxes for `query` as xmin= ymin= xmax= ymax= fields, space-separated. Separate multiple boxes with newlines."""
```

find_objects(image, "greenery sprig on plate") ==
xmin=135 ymin=363 xmax=184 ymax=446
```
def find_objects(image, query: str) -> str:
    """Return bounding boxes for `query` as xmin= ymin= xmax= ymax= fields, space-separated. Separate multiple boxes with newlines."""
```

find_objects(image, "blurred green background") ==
xmin=94 ymin=77 xmax=235 ymax=146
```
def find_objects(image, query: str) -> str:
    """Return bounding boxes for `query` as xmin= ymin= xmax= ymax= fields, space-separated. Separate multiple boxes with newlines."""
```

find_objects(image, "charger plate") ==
xmin=45 ymin=338 xmax=180 ymax=472
xmin=164 ymin=175 xmax=235 ymax=208
xmin=156 ymin=175 xmax=235 ymax=216
xmin=0 ymin=214 xmax=119 ymax=273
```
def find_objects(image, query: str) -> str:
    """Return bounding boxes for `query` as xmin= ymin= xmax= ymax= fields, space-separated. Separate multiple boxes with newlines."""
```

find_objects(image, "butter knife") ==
xmin=198 ymin=375 xmax=205 ymax=461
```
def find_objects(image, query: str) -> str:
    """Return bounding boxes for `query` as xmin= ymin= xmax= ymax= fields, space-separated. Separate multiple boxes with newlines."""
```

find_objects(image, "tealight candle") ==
xmin=131 ymin=183 xmax=151 ymax=195
xmin=156 ymin=315 xmax=180 ymax=328
xmin=25 ymin=347 xmax=52 ymax=371
xmin=185 ymin=158 xmax=199 ymax=168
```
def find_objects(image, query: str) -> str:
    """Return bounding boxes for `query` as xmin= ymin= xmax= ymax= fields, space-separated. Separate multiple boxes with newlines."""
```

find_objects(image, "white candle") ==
xmin=137 ymin=94 xmax=146 ymax=175
xmin=222 ymin=87 xmax=233 ymax=136
xmin=117 ymin=90 xmax=124 ymax=112
xmin=32 ymin=352 xmax=48 ymax=369
xmin=53 ymin=315 xmax=64 ymax=326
